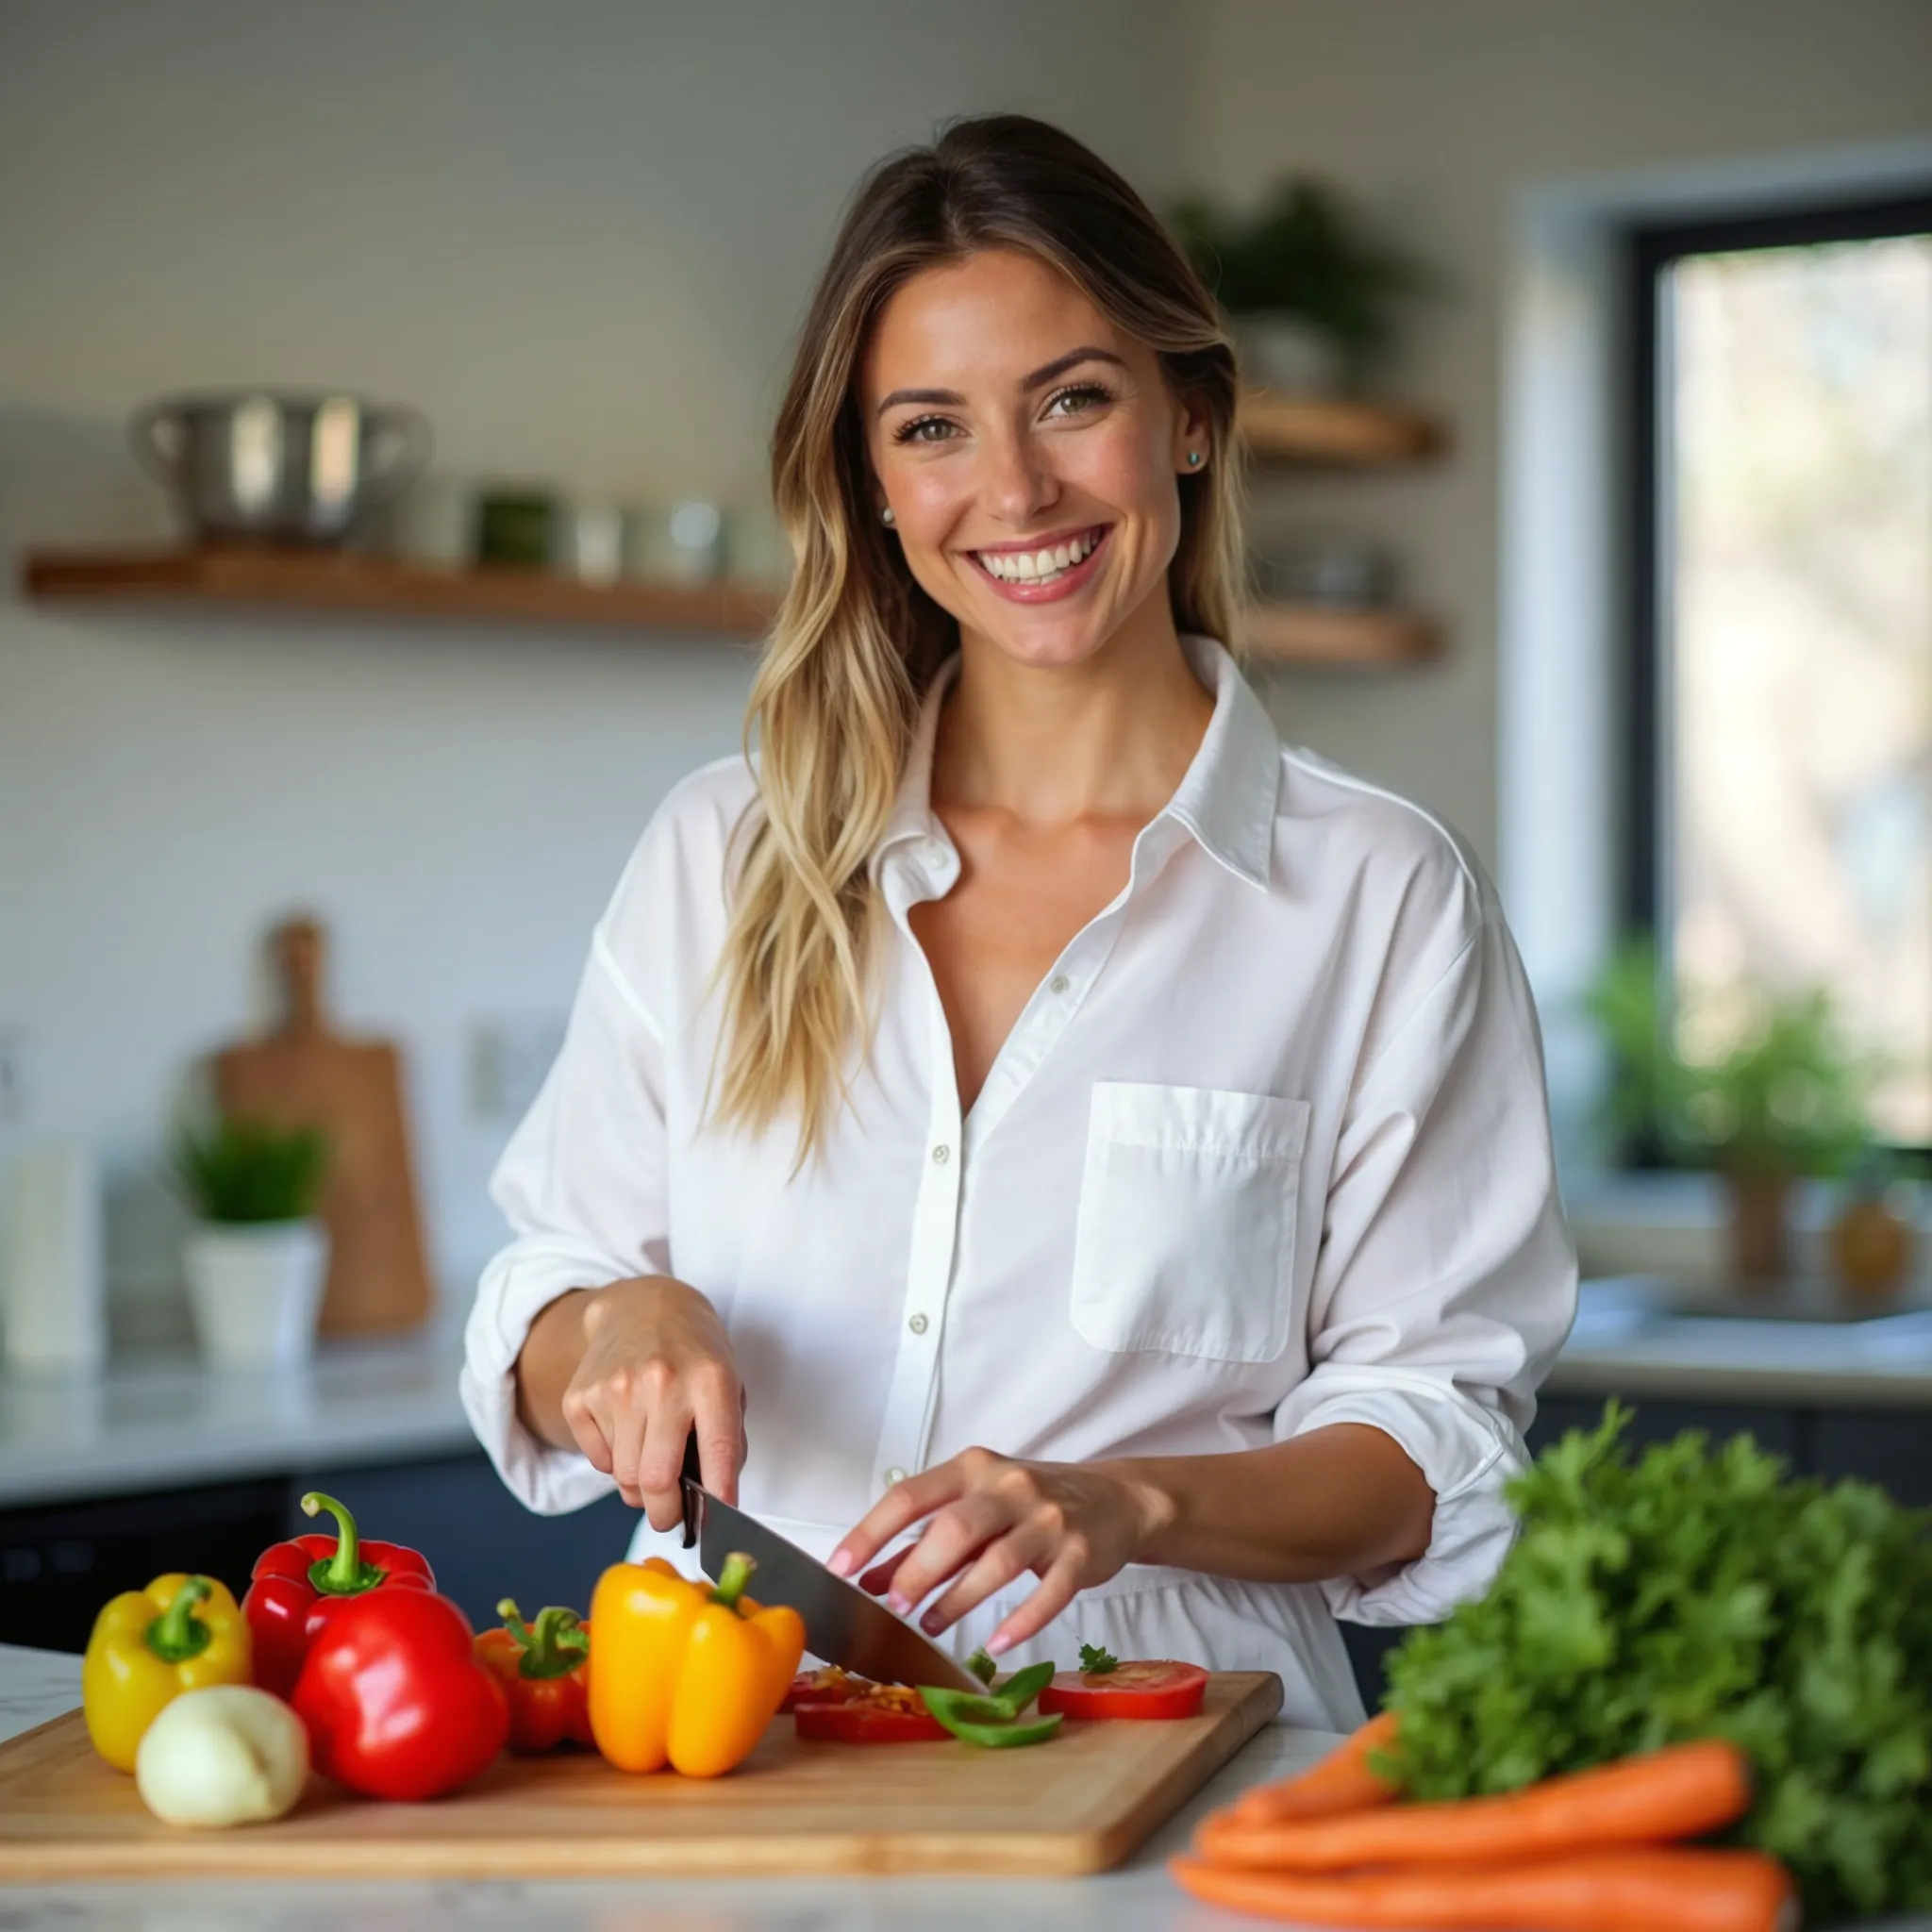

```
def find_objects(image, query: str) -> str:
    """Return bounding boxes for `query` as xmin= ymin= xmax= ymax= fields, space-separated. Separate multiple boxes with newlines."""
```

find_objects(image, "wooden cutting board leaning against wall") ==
xmin=0 ymin=1674 xmax=1283 ymax=1878
xmin=214 ymin=916 xmax=433 ymax=1335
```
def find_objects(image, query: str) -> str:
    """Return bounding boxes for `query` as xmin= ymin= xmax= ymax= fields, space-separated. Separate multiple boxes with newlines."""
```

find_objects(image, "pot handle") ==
xmin=360 ymin=407 xmax=433 ymax=508
xmin=129 ymin=402 xmax=187 ymax=487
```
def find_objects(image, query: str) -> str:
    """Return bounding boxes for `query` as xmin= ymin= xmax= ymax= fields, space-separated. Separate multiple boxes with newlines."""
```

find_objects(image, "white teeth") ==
xmin=977 ymin=528 xmax=1102 ymax=583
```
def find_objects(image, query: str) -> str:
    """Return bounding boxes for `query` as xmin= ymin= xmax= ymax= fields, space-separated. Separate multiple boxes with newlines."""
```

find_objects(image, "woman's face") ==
xmin=859 ymin=248 xmax=1208 ymax=673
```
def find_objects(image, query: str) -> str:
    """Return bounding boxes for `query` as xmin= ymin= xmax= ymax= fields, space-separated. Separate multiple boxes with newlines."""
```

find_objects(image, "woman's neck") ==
xmin=934 ymin=600 xmax=1216 ymax=829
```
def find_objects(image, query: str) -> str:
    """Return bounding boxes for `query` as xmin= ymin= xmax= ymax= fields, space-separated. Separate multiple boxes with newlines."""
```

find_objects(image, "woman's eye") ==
xmin=892 ymin=414 xmax=957 ymax=445
xmin=1044 ymin=382 xmax=1112 ymax=419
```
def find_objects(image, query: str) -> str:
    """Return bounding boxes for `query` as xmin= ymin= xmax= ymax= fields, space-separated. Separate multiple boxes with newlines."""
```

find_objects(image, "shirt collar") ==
xmin=1160 ymin=635 xmax=1280 ymax=891
xmin=870 ymin=634 xmax=1278 ymax=890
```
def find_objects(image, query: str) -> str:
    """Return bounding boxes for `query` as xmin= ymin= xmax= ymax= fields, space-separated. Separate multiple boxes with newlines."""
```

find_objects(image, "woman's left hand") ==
xmin=825 ymin=1448 xmax=1173 ymax=1657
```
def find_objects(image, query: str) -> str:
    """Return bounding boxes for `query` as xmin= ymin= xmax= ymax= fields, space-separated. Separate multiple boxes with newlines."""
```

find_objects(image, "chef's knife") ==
xmin=678 ymin=1442 xmax=981 ymax=1693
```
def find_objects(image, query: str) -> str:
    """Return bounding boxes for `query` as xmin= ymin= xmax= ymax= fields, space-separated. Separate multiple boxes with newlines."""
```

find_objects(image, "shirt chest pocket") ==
xmin=1069 ymin=1083 xmax=1311 ymax=1364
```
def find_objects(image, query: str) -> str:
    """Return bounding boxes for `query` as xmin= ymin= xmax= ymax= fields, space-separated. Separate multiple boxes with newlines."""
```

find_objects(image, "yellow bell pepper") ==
xmin=82 ymin=1573 xmax=252 ymax=1772
xmin=589 ymin=1552 xmax=804 ymax=1777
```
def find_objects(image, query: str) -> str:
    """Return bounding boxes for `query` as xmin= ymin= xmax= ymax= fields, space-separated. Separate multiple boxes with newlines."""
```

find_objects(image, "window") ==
xmin=1627 ymin=193 xmax=1932 ymax=1145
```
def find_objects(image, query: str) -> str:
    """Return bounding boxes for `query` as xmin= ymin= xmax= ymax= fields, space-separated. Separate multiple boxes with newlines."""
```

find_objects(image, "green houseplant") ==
xmin=1584 ymin=936 xmax=1878 ymax=1280
xmin=171 ymin=1115 xmax=331 ymax=1370
xmin=1169 ymin=176 xmax=1433 ymax=392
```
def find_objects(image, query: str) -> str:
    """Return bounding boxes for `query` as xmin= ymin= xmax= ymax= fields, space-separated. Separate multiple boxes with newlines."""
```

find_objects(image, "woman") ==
xmin=460 ymin=114 xmax=1575 ymax=1730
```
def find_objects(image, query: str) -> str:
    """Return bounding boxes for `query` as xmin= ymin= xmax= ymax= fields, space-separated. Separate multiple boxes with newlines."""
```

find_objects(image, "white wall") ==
xmin=1185 ymin=0 xmax=1932 ymax=866
xmin=0 ymin=0 xmax=1188 ymax=1329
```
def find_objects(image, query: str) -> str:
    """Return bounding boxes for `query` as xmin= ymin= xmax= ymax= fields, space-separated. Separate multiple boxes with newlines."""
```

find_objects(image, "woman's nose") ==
xmin=978 ymin=431 xmax=1059 ymax=526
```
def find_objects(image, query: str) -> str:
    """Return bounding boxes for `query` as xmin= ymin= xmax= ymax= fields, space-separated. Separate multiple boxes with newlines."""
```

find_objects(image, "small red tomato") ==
xmin=1038 ymin=1659 xmax=1209 ymax=1721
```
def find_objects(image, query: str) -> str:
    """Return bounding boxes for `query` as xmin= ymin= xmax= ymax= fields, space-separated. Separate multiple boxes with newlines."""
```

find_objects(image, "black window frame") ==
xmin=1623 ymin=188 xmax=1932 ymax=1157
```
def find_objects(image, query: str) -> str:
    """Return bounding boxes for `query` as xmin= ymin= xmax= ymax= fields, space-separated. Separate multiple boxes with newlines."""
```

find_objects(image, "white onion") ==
xmin=134 ymin=1685 xmax=309 ymax=1827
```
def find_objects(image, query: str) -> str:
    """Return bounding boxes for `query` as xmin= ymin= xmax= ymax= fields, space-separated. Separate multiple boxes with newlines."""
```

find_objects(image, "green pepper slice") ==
xmin=987 ymin=1660 xmax=1055 ymax=1718
xmin=919 ymin=1686 xmax=1063 ymax=1748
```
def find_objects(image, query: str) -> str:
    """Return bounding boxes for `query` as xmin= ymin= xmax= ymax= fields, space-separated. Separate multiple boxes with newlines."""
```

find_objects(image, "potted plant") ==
xmin=171 ymin=1115 xmax=331 ymax=1369
xmin=1584 ymin=937 xmax=1878 ymax=1283
xmin=1169 ymin=176 xmax=1434 ymax=394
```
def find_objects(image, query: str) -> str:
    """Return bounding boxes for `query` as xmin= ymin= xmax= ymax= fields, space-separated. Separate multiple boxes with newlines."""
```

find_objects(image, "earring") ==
xmin=879 ymin=505 xmax=895 ymax=525
xmin=1186 ymin=451 xmax=1203 ymax=468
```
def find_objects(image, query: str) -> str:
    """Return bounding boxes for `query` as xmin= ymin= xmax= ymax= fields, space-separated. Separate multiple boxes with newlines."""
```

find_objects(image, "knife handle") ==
xmin=679 ymin=1431 xmax=702 ymax=1549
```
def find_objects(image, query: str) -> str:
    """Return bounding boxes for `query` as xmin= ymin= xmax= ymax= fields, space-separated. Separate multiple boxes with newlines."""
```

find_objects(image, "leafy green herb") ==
xmin=1383 ymin=1404 xmax=1932 ymax=1921
xmin=1077 ymin=1642 xmax=1120 ymax=1675
xmin=170 ymin=1115 xmax=330 ymax=1224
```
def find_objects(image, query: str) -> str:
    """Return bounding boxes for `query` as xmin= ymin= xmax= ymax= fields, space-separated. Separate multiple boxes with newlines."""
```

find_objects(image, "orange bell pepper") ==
xmin=589 ymin=1553 xmax=805 ymax=1777
xmin=474 ymin=1599 xmax=592 ymax=1752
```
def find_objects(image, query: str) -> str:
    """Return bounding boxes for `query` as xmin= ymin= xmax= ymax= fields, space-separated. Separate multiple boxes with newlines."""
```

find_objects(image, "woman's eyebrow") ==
xmin=874 ymin=347 xmax=1126 ymax=419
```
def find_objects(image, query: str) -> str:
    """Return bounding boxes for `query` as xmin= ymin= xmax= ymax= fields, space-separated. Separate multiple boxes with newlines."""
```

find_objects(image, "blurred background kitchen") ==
xmin=3 ymin=0 xmax=1928 ymax=1701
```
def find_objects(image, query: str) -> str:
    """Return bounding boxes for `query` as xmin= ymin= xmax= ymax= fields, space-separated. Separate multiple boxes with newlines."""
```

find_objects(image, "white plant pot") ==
xmin=1236 ymin=312 xmax=1349 ymax=395
xmin=183 ymin=1220 xmax=328 ymax=1371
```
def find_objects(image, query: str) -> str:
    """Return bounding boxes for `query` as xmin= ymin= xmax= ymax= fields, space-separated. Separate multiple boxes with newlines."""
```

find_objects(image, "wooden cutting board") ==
xmin=214 ymin=915 xmax=433 ymax=1335
xmin=0 ymin=1674 xmax=1279 ymax=1880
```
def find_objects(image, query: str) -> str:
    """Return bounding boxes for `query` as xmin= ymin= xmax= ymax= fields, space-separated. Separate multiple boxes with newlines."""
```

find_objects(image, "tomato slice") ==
xmin=793 ymin=1699 xmax=951 ymax=1743
xmin=1037 ymin=1659 xmax=1209 ymax=1721
xmin=780 ymin=1669 xmax=861 ymax=1712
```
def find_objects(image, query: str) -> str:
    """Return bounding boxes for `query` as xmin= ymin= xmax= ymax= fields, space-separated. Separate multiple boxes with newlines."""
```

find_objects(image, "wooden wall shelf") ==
xmin=1245 ymin=602 xmax=1440 ymax=668
xmin=1237 ymin=391 xmax=1444 ymax=466
xmin=20 ymin=546 xmax=777 ymax=641
xmin=20 ymin=547 xmax=1431 ymax=670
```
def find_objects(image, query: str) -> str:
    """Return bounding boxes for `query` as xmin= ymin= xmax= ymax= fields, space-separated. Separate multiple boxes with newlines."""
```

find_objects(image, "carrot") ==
xmin=1232 ymin=1710 xmax=1403 ymax=1824
xmin=1170 ymin=1847 xmax=1798 ymax=1932
xmin=1195 ymin=1738 xmax=1752 ymax=1870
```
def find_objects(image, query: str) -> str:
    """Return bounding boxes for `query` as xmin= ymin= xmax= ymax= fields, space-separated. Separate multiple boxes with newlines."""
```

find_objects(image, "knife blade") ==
xmin=678 ymin=1456 xmax=981 ymax=1694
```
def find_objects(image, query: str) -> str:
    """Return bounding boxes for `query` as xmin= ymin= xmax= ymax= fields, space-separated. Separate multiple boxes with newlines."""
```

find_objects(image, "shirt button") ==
xmin=908 ymin=1312 xmax=928 ymax=1336
xmin=1049 ymin=973 xmax=1070 ymax=995
xmin=931 ymin=1143 xmax=951 ymax=1165
xmin=885 ymin=1466 xmax=908 ymax=1488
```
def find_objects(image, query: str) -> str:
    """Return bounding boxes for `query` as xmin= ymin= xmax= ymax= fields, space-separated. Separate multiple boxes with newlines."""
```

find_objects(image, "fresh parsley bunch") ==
xmin=1383 ymin=1405 xmax=1932 ymax=1920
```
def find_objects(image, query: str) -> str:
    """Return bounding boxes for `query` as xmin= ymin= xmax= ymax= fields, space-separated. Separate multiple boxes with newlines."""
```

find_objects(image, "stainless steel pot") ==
xmin=131 ymin=391 xmax=431 ymax=546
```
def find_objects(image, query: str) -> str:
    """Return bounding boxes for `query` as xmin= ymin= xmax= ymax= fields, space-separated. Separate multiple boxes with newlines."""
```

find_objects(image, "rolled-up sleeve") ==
xmin=1273 ymin=903 xmax=1577 ymax=1626
xmin=458 ymin=919 xmax=671 ymax=1516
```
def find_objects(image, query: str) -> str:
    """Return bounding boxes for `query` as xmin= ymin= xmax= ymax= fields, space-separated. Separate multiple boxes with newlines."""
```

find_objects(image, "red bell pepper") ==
xmin=474 ymin=1599 xmax=592 ymax=1753
xmin=242 ymin=1491 xmax=435 ymax=1697
xmin=291 ymin=1587 xmax=509 ymax=1801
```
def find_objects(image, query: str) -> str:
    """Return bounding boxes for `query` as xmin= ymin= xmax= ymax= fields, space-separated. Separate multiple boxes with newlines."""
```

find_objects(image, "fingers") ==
xmin=689 ymin=1361 xmax=745 ymax=1507
xmin=878 ymin=1493 xmax=1010 ymax=1614
xmin=637 ymin=1385 xmax=691 ymax=1533
xmin=607 ymin=1396 xmax=651 ymax=1511
xmin=828 ymin=1449 xmax=992 ymax=1579
xmin=857 ymin=1543 xmax=914 ymax=1597
xmin=560 ymin=1383 xmax=614 ymax=1478
xmin=985 ymin=1543 xmax=1087 ymax=1657
xmin=918 ymin=1531 xmax=1038 ymax=1638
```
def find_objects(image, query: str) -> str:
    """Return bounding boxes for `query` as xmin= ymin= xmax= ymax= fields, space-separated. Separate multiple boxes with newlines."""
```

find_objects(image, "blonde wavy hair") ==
xmin=712 ymin=113 xmax=1245 ymax=1162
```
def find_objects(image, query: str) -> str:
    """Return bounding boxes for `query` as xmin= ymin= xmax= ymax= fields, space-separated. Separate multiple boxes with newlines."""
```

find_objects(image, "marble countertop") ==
xmin=1547 ymin=1274 xmax=1932 ymax=1407
xmin=0 ymin=1314 xmax=479 ymax=1507
xmin=0 ymin=1642 xmax=1332 ymax=1927
xmin=6 ymin=1277 xmax=1932 ymax=1512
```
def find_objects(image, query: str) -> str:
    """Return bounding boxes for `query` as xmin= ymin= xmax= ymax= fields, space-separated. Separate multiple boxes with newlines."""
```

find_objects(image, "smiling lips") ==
xmin=969 ymin=525 xmax=1110 ymax=602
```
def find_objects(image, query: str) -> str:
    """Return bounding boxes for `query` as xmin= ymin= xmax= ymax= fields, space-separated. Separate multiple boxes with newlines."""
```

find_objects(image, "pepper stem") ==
xmin=497 ymin=1598 xmax=588 ymax=1679
xmin=710 ymin=1551 xmax=757 ymax=1612
xmin=145 ymin=1575 xmax=214 ymax=1663
xmin=301 ymin=1491 xmax=386 ymax=1596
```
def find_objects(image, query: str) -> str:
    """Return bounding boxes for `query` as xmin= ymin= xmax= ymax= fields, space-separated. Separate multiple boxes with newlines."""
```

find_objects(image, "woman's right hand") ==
xmin=525 ymin=1275 xmax=746 ymax=1531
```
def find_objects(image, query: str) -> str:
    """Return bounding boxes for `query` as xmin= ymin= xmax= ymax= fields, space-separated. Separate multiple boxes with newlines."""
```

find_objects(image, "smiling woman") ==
xmin=460 ymin=114 xmax=1577 ymax=1732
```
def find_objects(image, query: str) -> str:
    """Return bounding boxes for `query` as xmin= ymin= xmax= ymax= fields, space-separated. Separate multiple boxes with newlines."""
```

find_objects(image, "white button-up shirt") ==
xmin=460 ymin=637 xmax=1577 ymax=1729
